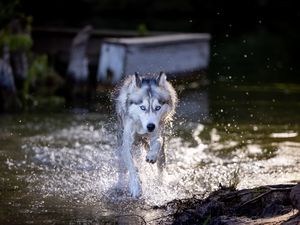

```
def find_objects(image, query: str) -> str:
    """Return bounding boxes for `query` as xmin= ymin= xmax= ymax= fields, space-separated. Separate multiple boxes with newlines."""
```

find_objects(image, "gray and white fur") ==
xmin=114 ymin=72 xmax=177 ymax=198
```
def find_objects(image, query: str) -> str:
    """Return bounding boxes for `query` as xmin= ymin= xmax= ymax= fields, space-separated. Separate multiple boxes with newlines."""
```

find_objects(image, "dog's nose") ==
xmin=147 ymin=123 xmax=155 ymax=132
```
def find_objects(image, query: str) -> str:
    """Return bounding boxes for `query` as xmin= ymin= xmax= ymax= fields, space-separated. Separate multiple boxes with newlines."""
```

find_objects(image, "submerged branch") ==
xmin=154 ymin=184 xmax=300 ymax=225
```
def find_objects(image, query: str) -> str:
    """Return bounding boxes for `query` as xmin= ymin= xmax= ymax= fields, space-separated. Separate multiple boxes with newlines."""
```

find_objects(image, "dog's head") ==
xmin=127 ymin=72 xmax=177 ymax=134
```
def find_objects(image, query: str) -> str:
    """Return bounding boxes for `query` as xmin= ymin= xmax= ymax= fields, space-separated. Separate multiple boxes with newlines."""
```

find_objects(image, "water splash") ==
xmin=22 ymin=120 xmax=191 ymax=207
xmin=3 ymin=114 xmax=300 ymax=224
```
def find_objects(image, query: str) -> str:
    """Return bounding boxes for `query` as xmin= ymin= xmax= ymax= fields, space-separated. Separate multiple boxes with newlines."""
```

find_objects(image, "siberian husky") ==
xmin=114 ymin=72 xmax=177 ymax=198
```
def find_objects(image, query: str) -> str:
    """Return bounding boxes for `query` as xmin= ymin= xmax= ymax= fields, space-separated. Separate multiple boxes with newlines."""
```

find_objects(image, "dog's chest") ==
xmin=134 ymin=133 xmax=150 ymax=148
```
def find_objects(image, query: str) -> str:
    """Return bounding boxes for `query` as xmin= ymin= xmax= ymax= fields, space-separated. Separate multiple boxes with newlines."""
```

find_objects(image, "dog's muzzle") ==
xmin=147 ymin=123 xmax=155 ymax=132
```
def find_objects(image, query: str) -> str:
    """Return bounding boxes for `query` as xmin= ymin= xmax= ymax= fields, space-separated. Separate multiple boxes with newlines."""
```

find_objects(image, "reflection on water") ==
xmin=1 ymin=83 xmax=300 ymax=224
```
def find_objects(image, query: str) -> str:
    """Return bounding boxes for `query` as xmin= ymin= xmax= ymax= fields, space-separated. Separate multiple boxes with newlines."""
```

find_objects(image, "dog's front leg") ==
xmin=146 ymin=131 xmax=163 ymax=164
xmin=121 ymin=120 xmax=141 ymax=198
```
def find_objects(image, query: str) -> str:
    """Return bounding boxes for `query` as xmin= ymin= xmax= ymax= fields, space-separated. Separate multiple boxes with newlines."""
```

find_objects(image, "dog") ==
xmin=114 ymin=72 xmax=177 ymax=198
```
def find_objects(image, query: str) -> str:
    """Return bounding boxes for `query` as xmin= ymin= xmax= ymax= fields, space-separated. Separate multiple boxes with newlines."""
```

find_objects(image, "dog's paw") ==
xmin=146 ymin=152 xmax=158 ymax=164
xmin=129 ymin=177 xmax=141 ymax=198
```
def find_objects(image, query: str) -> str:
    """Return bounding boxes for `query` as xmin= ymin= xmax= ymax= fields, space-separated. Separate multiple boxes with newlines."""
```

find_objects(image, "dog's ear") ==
xmin=134 ymin=72 xmax=142 ymax=88
xmin=157 ymin=72 xmax=167 ymax=86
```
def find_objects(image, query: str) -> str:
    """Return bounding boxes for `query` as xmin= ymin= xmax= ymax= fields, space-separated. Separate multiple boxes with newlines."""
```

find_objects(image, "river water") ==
xmin=1 ymin=82 xmax=300 ymax=224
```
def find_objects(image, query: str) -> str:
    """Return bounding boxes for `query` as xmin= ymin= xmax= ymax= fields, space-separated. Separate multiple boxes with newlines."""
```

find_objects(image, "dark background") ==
xmin=18 ymin=0 xmax=299 ymax=33
xmin=22 ymin=0 xmax=300 ymax=83
xmin=2 ymin=0 xmax=300 ymax=83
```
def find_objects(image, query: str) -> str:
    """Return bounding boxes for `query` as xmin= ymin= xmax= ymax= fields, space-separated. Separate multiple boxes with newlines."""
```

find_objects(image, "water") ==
xmin=1 ymin=82 xmax=300 ymax=224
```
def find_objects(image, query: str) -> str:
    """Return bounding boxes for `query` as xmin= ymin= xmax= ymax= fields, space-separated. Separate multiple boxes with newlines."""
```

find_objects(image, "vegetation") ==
xmin=22 ymin=54 xmax=64 ymax=110
xmin=137 ymin=23 xmax=148 ymax=36
xmin=0 ymin=1 xmax=64 ymax=112
xmin=0 ymin=31 xmax=32 ymax=52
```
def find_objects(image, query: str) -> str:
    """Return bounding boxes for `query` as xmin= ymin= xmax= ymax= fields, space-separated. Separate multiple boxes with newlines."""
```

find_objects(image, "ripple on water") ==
xmin=10 ymin=119 xmax=299 ymax=214
xmin=23 ymin=122 xmax=190 ymax=208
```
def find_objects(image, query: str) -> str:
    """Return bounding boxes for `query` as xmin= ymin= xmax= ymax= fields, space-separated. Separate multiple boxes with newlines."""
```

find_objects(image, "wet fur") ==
xmin=114 ymin=72 xmax=177 ymax=198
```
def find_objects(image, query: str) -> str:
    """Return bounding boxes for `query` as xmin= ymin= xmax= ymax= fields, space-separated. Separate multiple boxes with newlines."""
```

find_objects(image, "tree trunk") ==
xmin=0 ymin=44 xmax=18 ymax=111
xmin=67 ymin=25 xmax=93 ymax=83
xmin=9 ymin=19 xmax=29 ymax=89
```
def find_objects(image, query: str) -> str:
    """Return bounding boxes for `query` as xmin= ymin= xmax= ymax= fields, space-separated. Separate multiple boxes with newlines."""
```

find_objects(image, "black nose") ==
xmin=147 ymin=123 xmax=155 ymax=132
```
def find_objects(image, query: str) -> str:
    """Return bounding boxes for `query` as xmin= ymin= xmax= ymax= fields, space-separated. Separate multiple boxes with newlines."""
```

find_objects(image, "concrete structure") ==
xmin=97 ymin=34 xmax=210 ymax=84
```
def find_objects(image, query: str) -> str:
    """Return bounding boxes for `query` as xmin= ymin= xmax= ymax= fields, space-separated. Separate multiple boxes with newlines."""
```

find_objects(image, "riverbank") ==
xmin=154 ymin=183 xmax=300 ymax=225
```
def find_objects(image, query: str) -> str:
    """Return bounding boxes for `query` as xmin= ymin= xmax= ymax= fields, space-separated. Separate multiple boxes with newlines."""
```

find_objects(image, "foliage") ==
xmin=0 ymin=15 xmax=33 ymax=53
xmin=23 ymin=54 xmax=64 ymax=98
xmin=0 ymin=32 xmax=33 ymax=52
xmin=0 ymin=1 xmax=65 ymax=112
xmin=0 ymin=0 xmax=20 ymax=26
xmin=137 ymin=23 xmax=148 ymax=36
xmin=21 ymin=54 xmax=64 ymax=110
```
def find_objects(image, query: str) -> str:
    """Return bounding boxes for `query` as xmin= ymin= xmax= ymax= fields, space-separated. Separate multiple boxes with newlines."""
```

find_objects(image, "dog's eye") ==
xmin=155 ymin=106 xmax=161 ymax=111
xmin=140 ymin=106 xmax=146 ymax=111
